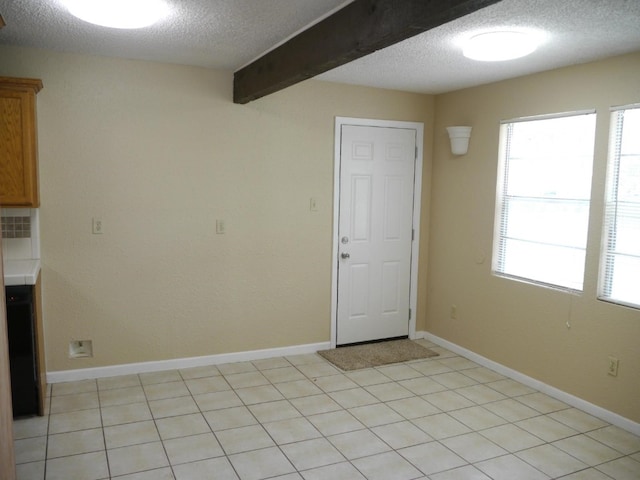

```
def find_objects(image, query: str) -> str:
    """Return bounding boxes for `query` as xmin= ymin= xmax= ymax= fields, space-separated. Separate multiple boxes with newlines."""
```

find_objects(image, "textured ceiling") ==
xmin=1 ymin=0 xmax=639 ymax=95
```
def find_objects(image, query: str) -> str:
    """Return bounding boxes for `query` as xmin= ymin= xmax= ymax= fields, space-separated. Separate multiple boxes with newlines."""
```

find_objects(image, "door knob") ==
xmin=341 ymin=252 xmax=350 ymax=259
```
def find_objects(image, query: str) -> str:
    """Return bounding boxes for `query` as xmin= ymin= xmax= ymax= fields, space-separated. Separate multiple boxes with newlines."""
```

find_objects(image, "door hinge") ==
xmin=412 ymin=229 xmax=415 ymax=241
xmin=415 ymin=146 xmax=418 ymax=160
xmin=409 ymin=308 xmax=412 ymax=320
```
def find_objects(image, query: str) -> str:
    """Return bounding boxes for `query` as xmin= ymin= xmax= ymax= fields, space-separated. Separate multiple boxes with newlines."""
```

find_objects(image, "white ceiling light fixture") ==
xmin=463 ymin=31 xmax=541 ymax=61
xmin=64 ymin=0 xmax=170 ymax=29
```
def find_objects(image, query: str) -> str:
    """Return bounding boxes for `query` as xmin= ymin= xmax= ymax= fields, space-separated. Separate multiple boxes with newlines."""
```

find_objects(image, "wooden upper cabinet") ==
xmin=0 ymin=77 xmax=43 ymax=207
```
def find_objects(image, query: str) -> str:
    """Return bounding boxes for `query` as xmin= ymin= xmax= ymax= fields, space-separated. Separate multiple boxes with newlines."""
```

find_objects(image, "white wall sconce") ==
xmin=446 ymin=126 xmax=472 ymax=155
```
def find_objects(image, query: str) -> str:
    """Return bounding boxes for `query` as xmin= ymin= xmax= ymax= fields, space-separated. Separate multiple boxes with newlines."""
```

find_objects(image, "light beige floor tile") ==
xmin=442 ymin=432 xmax=508 ymax=463
xmin=516 ymin=392 xmax=569 ymax=413
xmin=104 ymin=420 xmax=160 ymax=448
xmin=112 ymin=467 xmax=175 ymax=480
xmin=398 ymin=441 xmax=467 ymax=475
xmin=412 ymin=413 xmax=471 ymax=440
xmin=51 ymin=379 xmax=97 ymax=396
xmin=313 ymin=374 xmax=359 ymax=392
xmin=14 ymin=435 xmax=46 ymax=464
xmin=107 ymin=441 xmax=169 ymax=477
xmin=290 ymin=394 xmax=342 ymax=416
xmin=486 ymin=379 xmax=536 ymax=397
xmin=297 ymin=362 xmax=341 ymax=378
xmin=437 ymin=356 xmax=480 ymax=371
xmin=300 ymin=461 xmax=366 ymax=480
xmin=216 ymin=424 xmax=275 ymax=454
xmin=329 ymin=387 xmax=379 ymax=409
xmin=99 ymin=385 xmax=146 ymax=407
xmin=432 ymin=372 xmax=478 ymax=389
xmin=47 ymin=428 xmax=104 ymax=458
xmin=155 ymin=413 xmax=211 ymax=440
xmin=587 ymin=425 xmax=640 ymax=455
xmin=178 ymin=364 xmax=220 ymax=380
xmin=16 ymin=460 xmax=45 ymax=480
xmin=249 ymin=400 xmax=301 ymax=423
xmin=559 ymin=469 xmax=613 ymax=479
xmin=13 ymin=415 xmax=48 ymax=440
xmin=429 ymin=465 xmax=492 ymax=480
xmin=632 ymin=451 xmax=640 ymax=462
xmin=264 ymin=417 xmax=322 ymax=444
xmin=348 ymin=403 xmax=404 ymax=427
xmin=517 ymin=444 xmax=588 ymax=477
xmin=476 ymin=454 xmax=550 ymax=480
xmin=449 ymin=406 xmax=508 ymax=430
xmin=97 ymin=374 xmax=140 ymax=390
xmin=185 ymin=376 xmax=231 ymax=395
xmin=101 ymin=402 xmax=153 ymax=426
xmin=549 ymin=408 xmax=609 ymax=433
xmin=371 ymin=420 xmax=433 ymax=449
xmin=553 ymin=434 xmax=623 ymax=465
xmin=483 ymin=398 xmax=539 ymax=422
xmin=193 ymin=390 xmax=242 ymax=411
xmin=252 ymin=356 xmax=291 ymax=370
xmin=46 ymin=451 xmax=108 ymax=480
xmin=408 ymin=360 xmax=452 ymax=376
xmin=50 ymin=391 xmax=99 ymax=414
xmin=143 ymin=380 xmax=190 ymax=401
xmin=456 ymin=384 xmax=508 ymax=405
xmin=261 ymin=366 xmax=306 ymax=384
xmin=224 ymin=371 xmax=270 ymax=389
xmin=346 ymin=368 xmax=392 ymax=387
xmin=596 ymin=456 xmax=640 ymax=480
xmin=398 ymin=376 xmax=448 ymax=395
xmin=164 ymin=432 xmax=224 ymax=465
xmin=203 ymin=405 xmax=258 ymax=431
xmin=352 ymin=451 xmax=423 ymax=480
xmin=217 ymin=361 xmax=257 ymax=375
xmin=280 ymin=437 xmax=345 ymax=471
xmin=376 ymin=364 xmax=422 ymax=381
xmin=275 ymin=379 xmax=323 ymax=399
xmin=173 ymin=457 xmax=239 ymax=480
xmin=422 ymin=390 xmax=475 ymax=412
xmin=49 ymin=408 xmax=102 ymax=434
xmin=328 ymin=429 xmax=391 ymax=460
xmin=516 ymin=415 xmax=579 ymax=442
xmin=148 ymin=396 xmax=199 ymax=418
xmin=228 ymin=446 xmax=295 ymax=480
xmin=285 ymin=353 xmax=325 ymax=366
xmin=139 ymin=370 xmax=182 ymax=385
xmin=365 ymin=382 xmax=414 ymax=402
xmin=462 ymin=367 xmax=506 ymax=384
xmin=307 ymin=410 xmax=365 ymax=436
xmin=480 ymin=423 xmax=545 ymax=452
xmin=386 ymin=396 xmax=440 ymax=419
xmin=235 ymin=384 xmax=284 ymax=405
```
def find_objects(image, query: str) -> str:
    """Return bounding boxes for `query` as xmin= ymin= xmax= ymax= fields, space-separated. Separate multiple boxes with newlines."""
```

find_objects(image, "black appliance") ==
xmin=5 ymin=285 xmax=38 ymax=417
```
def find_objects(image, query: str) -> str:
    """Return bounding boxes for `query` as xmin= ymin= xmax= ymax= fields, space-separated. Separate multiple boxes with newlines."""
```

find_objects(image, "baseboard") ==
xmin=47 ymin=341 xmax=331 ymax=384
xmin=417 ymin=331 xmax=640 ymax=437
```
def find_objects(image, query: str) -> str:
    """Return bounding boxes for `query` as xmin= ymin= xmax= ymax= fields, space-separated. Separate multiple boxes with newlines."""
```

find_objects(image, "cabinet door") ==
xmin=0 ymin=87 xmax=39 ymax=206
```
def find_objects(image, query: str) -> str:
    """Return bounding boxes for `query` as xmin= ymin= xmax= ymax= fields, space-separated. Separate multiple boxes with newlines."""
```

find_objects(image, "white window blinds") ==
xmin=599 ymin=106 xmax=640 ymax=309
xmin=493 ymin=112 xmax=597 ymax=291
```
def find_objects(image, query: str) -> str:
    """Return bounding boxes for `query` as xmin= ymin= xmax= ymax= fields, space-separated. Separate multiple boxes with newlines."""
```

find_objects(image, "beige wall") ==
xmin=426 ymin=52 xmax=640 ymax=423
xmin=0 ymin=46 xmax=434 ymax=371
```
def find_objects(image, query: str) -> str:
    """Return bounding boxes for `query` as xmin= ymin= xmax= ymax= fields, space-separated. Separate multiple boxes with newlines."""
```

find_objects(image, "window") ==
xmin=599 ymin=105 xmax=640 ymax=308
xmin=493 ymin=111 xmax=597 ymax=291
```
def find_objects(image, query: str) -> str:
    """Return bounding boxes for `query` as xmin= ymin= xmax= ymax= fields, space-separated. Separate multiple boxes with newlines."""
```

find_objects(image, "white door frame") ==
xmin=331 ymin=117 xmax=424 ymax=348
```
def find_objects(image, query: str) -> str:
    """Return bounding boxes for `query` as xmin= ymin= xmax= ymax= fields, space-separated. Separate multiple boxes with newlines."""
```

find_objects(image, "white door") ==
xmin=336 ymin=123 xmax=418 ymax=345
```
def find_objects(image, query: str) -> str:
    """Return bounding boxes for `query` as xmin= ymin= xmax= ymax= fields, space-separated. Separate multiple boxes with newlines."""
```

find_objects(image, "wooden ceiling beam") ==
xmin=233 ymin=0 xmax=502 ymax=104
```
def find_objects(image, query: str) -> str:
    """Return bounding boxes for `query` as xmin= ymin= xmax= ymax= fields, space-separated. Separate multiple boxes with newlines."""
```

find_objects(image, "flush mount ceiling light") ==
xmin=64 ymin=0 xmax=170 ymax=29
xmin=463 ymin=31 xmax=540 ymax=61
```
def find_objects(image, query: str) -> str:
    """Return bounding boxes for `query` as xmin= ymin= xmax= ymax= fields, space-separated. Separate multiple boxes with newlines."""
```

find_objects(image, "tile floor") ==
xmin=13 ymin=340 xmax=640 ymax=480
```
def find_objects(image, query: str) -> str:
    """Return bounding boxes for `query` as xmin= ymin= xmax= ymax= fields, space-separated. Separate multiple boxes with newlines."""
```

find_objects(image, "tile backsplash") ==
xmin=1 ymin=215 xmax=32 ymax=238
xmin=1 ymin=208 xmax=40 ymax=260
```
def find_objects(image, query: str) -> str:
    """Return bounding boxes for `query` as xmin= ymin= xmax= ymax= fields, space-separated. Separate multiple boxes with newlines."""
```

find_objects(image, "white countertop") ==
xmin=3 ymin=259 xmax=41 ymax=286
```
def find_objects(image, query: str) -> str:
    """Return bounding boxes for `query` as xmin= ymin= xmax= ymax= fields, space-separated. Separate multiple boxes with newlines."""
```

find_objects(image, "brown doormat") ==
xmin=317 ymin=339 xmax=439 ymax=371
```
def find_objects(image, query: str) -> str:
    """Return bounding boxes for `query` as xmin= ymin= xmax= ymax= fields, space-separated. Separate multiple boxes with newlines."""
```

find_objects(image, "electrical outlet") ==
xmin=216 ymin=219 xmax=225 ymax=234
xmin=69 ymin=340 xmax=93 ymax=358
xmin=310 ymin=197 xmax=318 ymax=211
xmin=608 ymin=356 xmax=619 ymax=377
xmin=92 ymin=217 xmax=103 ymax=234
xmin=450 ymin=305 xmax=458 ymax=320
